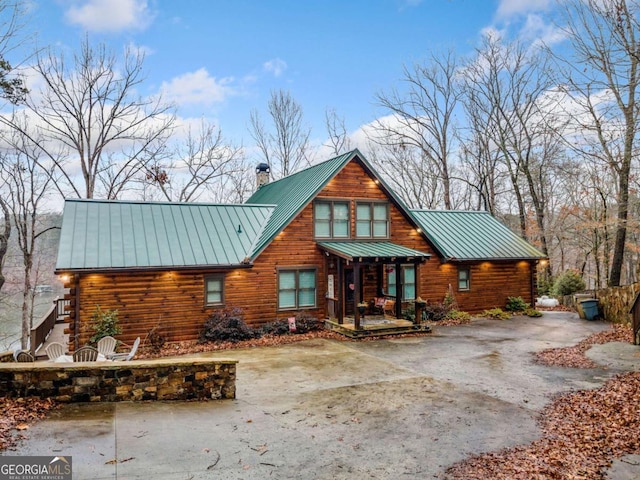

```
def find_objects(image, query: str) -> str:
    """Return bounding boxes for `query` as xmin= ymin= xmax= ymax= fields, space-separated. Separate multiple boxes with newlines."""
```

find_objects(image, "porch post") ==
xmin=354 ymin=261 xmax=361 ymax=330
xmin=395 ymin=261 xmax=402 ymax=318
xmin=336 ymin=258 xmax=344 ymax=324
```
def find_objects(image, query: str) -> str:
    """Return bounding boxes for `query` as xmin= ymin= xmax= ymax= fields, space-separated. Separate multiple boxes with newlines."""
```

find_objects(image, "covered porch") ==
xmin=318 ymin=241 xmax=431 ymax=336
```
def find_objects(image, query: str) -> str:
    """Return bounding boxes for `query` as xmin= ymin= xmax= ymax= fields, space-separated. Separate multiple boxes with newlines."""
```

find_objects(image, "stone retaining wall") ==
xmin=596 ymin=282 xmax=639 ymax=324
xmin=0 ymin=357 xmax=237 ymax=402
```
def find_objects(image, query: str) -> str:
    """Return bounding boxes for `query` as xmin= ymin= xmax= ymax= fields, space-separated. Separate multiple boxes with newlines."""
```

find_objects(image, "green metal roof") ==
xmin=317 ymin=241 xmax=430 ymax=262
xmin=245 ymin=149 xmax=419 ymax=259
xmin=245 ymin=150 xmax=356 ymax=257
xmin=410 ymin=210 xmax=546 ymax=261
xmin=56 ymin=199 xmax=275 ymax=271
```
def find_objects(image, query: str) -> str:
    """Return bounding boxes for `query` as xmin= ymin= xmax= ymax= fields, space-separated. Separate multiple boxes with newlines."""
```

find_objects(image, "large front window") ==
xmin=278 ymin=268 xmax=317 ymax=309
xmin=386 ymin=264 xmax=416 ymax=301
xmin=314 ymin=201 xmax=350 ymax=238
xmin=356 ymin=202 xmax=388 ymax=238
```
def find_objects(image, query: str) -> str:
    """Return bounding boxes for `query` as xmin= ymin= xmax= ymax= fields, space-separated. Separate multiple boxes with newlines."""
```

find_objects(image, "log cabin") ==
xmin=55 ymin=149 xmax=545 ymax=347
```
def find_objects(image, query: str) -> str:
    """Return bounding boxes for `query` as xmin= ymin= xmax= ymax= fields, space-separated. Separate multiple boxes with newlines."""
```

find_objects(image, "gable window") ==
xmin=458 ymin=267 xmax=470 ymax=291
xmin=278 ymin=268 xmax=317 ymax=310
xmin=386 ymin=264 xmax=416 ymax=301
xmin=356 ymin=202 xmax=389 ymax=238
xmin=314 ymin=201 xmax=350 ymax=238
xmin=205 ymin=274 xmax=225 ymax=306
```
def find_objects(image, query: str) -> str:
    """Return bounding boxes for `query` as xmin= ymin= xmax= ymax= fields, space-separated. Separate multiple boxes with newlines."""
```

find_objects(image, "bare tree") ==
xmin=324 ymin=108 xmax=352 ymax=156
xmin=461 ymin=35 xmax=563 ymax=277
xmin=0 ymin=120 xmax=54 ymax=349
xmin=554 ymin=0 xmax=640 ymax=286
xmin=459 ymin=85 xmax=508 ymax=215
xmin=249 ymin=89 xmax=311 ymax=179
xmin=2 ymin=36 xmax=175 ymax=200
xmin=143 ymin=120 xmax=243 ymax=202
xmin=372 ymin=51 xmax=461 ymax=209
xmin=0 ymin=2 xmax=31 ymax=293
xmin=367 ymin=141 xmax=443 ymax=209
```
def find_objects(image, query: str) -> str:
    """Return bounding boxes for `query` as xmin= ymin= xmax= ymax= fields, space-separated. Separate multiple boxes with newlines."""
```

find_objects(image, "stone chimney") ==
xmin=256 ymin=163 xmax=270 ymax=188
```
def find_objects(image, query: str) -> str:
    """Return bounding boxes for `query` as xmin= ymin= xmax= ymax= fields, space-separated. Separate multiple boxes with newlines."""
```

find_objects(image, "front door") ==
xmin=344 ymin=267 xmax=363 ymax=315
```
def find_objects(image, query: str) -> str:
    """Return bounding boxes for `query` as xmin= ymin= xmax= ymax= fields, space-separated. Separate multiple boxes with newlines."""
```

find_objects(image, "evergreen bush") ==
xmin=482 ymin=308 xmax=511 ymax=320
xmin=89 ymin=305 xmax=122 ymax=344
xmin=505 ymin=296 xmax=530 ymax=312
xmin=551 ymin=270 xmax=586 ymax=296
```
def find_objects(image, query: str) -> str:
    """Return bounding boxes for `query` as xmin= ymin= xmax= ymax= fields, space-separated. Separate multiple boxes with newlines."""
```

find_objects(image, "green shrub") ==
xmin=551 ymin=270 xmax=586 ymax=296
xmin=89 ymin=305 xmax=122 ymax=344
xmin=200 ymin=307 xmax=255 ymax=343
xmin=524 ymin=308 xmax=543 ymax=317
xmin=481 ymin=308 xmax=511 ymax=320
xmin=443 ymin=288 xmax=458 ymax=310
xmin=445 ymin=310 xmax=471 ymax=322
xmin=537 ymin=275 xmax=554 ymax=296
xmin=505 ymin=296 xmax=530 ymax=312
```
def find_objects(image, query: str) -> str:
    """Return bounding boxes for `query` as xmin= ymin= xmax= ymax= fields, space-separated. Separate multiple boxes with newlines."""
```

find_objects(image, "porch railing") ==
xmin=30 ymin=298 xmax=68 ymax=356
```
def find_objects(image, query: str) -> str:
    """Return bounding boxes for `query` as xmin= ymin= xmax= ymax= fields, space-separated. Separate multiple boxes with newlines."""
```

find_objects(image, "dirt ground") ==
xmin=3 ymin=312 xmax=639 ymax=479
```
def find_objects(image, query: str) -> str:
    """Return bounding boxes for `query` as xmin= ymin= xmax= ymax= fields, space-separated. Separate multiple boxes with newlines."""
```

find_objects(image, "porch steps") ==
xmin=325 ymin=319 xmax=431 ymax=339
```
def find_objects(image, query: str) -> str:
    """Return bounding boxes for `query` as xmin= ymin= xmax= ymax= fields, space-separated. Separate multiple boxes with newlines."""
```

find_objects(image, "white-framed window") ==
xmin=458 ymin=267 xmax=470 ymax=291
xmin=205 ymin=274 xmax=225 ymax=306
xmin=386 ymin=264 xmax=416 ymax=301
xmin=278 ymin=268 xmax=317 ymax=310
xmin=314 ymin=201 xmax=350 ymax=238
xmin=356 ymin=202 xmax=389 ymax=238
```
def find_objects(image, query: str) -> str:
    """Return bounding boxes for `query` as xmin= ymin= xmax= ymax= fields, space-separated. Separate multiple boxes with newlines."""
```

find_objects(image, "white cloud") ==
xmin=65 ymin=0 xmax=153 ymax=33
xmin=520 ymin=13 xmax=567 ymax=46
xmin=496 ymin=0 xmax=552 ymax=18
xmin=263 ymin=58 xmax=287 ymax=77
xmin=160 ymin=68 xmax=236 ymax=107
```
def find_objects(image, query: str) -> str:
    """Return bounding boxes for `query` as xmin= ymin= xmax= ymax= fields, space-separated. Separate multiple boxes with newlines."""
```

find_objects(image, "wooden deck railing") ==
xmin=30 ymin=298 xmax=69 ymax=356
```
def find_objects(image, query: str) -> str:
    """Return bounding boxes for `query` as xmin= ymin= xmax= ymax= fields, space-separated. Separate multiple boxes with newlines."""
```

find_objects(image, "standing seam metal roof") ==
xmin=410 ymin=210 xmax=545 ymax=260
xmin=317 ymin=241 xmax=430 ymax=261
xmin=55 ymin=199 xmax=275 ymax=270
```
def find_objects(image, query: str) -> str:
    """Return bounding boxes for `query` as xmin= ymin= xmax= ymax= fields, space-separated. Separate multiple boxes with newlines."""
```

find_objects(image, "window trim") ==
xmin=355 ymin=201 xmax=389 ymax=239
xmin=314 ymin=200 xmax=351 ymax=239
xmin=204 ymin=273 xmax=225 ymax=306
xmin=277 ymin=267 xmax=318 ymax=311
xmin=458 ymin=266 xmax=471 ymax=291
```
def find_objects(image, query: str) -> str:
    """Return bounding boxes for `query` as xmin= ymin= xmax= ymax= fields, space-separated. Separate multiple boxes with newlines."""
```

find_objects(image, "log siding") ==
xmin=63 ymin=158 xmax=538 ymax=345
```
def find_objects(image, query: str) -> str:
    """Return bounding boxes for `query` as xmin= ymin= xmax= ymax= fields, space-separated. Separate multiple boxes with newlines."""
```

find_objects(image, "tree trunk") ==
xmin=20 ymin=255 xmax=32 ymax=350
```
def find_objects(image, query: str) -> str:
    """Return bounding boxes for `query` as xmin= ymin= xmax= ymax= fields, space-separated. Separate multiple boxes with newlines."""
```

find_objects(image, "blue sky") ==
xmin=18 ymin=0 xmax=559 ymax=153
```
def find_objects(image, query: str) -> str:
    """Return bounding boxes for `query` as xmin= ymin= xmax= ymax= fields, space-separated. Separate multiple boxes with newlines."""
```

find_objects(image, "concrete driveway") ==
xmin=5 ymin=312 xmax=640 ymax=479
